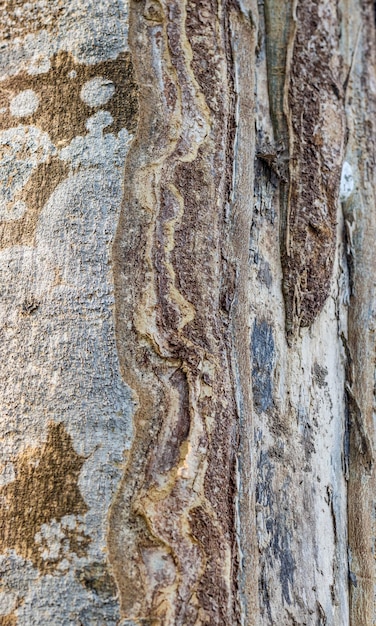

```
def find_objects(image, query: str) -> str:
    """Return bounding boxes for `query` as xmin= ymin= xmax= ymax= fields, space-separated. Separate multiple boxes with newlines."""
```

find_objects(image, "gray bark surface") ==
xmin=0 ymin=1 xmax=375 ymax=625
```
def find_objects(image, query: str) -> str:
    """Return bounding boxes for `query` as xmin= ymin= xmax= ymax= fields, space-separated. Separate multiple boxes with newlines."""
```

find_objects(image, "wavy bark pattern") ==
xmin=110 ymin=1 xmax=241 ymax=623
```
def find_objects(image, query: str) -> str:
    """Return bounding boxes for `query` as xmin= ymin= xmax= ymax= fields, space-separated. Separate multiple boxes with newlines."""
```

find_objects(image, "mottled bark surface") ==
xmin=110 ymin=2 xmax=242 ymax=623
xmin=0 ymin=1 xmax=375 ymax=625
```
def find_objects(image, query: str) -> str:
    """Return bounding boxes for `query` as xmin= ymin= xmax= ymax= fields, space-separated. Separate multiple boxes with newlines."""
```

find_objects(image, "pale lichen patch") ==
xmin=340 ymin=161 xmax=354 ymax=202
xmin=9 ymin=90 xmax=39 ymax=118
xmin=80 ymin=77 xmax=115 ymax=107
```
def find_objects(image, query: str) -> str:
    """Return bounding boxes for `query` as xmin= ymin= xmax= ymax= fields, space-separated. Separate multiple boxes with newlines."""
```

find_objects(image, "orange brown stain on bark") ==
xmin=0 ymin=158 xmax=69 ymax=249
xmin=0 ymin=615 xmax=17 ymax=626
xmin=0 ymin=51 xmax=138 ymax=250
xmin=0 ymin=422 xmax=89 ymax=572
xmin=0 ymin=51 xmax=138 ymax=141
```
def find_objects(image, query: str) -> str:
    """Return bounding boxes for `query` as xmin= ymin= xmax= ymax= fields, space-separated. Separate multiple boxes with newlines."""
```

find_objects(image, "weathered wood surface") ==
xmin=0 ymin=1 xmax=375 ymax=624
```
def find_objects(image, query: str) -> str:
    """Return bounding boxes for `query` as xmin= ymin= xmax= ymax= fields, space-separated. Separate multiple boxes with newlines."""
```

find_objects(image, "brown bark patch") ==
xmin=189 ymin=505 xmax=233 ymax=624
xmin=264 ymin=0 xmax=345 ymax=338
xmin=283 ymin=0 xmax=345 ymax=336
xmin=0 ymin=51 xmax=138 ymax=250
xmin=0 ymin=50 xmax=138 ymax=141
xmin=0 ymin=157 xmax=69 ymax=249
xmin=185 ymin=0 xmax=224 ymax=116
xmin=0 ymin=422 xmax=88 ymax=571
xmin=0 ymin=615 xmax=17 ymax=626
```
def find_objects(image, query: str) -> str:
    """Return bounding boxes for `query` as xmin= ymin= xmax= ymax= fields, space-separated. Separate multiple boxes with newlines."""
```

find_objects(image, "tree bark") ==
xmin=0 ymin=1 xmax=375 ymax=625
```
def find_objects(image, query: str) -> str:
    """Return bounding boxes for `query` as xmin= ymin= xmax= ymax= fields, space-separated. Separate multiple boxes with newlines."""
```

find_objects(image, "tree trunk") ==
xmin=0 ymin=1 xmax=375 ymax=624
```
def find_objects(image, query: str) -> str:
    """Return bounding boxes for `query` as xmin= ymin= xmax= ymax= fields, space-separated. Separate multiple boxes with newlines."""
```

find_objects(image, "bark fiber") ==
xmin=0 ymin=1 xmax=375 ymax=625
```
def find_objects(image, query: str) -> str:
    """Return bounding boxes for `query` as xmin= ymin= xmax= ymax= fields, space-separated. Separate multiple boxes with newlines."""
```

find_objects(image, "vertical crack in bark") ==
xmin=227 ymin=4 xmax=259 ymax=624
xmin=110 ymin=1 xmax=239 ymax=623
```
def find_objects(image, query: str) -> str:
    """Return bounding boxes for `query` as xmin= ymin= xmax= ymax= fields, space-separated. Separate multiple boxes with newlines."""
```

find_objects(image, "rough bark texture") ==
xmin=0 ymin=1 xmax=376 ymax=625
xmin=343 ymin=3 xmax=376 ymax=623
xmin=110 ymin=2 xmax=241 ymax=623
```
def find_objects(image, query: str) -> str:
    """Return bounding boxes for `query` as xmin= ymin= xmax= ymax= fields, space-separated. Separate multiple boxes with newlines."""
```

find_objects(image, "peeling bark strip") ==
xmin=228 ymin=5 xmax=258 ymax=623
xmin=285 ymin=0 xmax=345 ymax=335
xmin=266 ymin=0 xmax=345 ymax=339
xmin=111 ymin=1 xmax=239 ymax=623
xmin=344 ymin=4 xmax=376 ymax=624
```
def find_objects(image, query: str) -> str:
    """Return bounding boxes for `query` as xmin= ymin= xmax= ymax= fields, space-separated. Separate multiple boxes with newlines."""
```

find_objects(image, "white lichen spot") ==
xmin=0 ymin=125 xmax=56 ymax=220
xmin=60 ymin=514 xmax=77 ymax=530
xmin=80 ymin=77 xmax=115 ymax=107
xmin=56 ymin=558 xmax=70 ymax=572
xmin=0 ymin=589 xmax=17 ymax=616
xmin=0 ymin=462 xmax=15 ymax=487
xmin=35 ymin=520 xmax=65 ymax=561
xmin=340 ymin=161 xmax=354 ymax=202
xmin=34 ymin=516 xmax=85 ymax=563
xmin=0 ymin=200 xmax=28 ymax=221
xmin=86 ymin=109 xmax=113 ymax=132
xmin=28 ymin=55 xmax=51 ymax=76
xmin=59 ymin=110 xmax=132 ymax=169
xmin=68 ymin=69 xmax=77 ymax=79
xmin=10 ymin=90 xmax=39 ymax=118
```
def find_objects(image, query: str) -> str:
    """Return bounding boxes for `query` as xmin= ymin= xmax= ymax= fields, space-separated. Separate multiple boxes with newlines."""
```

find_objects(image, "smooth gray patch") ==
xmin=251 ymin=319 xmax=275 ymax=412
xmin=256 ymin=454 xmax=295 ymax=614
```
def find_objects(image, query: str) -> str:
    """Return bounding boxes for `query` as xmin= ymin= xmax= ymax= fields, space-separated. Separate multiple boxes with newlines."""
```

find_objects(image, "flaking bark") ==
xmin=0 ymin=1 xmax=375 ymax=625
